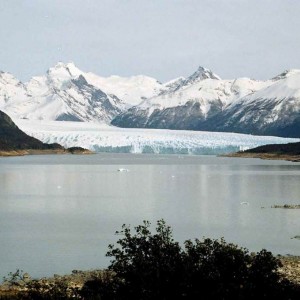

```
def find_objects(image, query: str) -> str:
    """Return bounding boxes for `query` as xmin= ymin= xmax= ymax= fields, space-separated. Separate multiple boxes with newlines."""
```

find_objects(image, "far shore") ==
xmin=2 ymin=150 xmax=300 ymax=161
xmin=224 ymin=152 xmax=300 ymax=162
xmin=0 ymin=148 xmax=94 ymax=157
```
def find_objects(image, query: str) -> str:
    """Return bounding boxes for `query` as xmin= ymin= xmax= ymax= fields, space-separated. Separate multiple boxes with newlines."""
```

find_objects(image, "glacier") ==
xmin=15 ymin=119 xmax=300 ymax=155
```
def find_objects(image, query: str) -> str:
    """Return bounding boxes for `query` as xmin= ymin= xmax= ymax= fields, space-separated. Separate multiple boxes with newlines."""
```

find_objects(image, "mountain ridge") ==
xmin=0 ymin=62 xmax=300 ymax=138
xmin=112 ymin=67 xmax=300 ymax=138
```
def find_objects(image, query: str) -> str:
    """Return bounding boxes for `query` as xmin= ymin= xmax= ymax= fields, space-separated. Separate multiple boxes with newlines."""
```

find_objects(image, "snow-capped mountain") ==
xmin=0 ymin=62 xmax=125 ymax=123
xmin=210 ymin=70 xmax=300 ymax=137
xmin=84 ymin=73 xmax=165 ymax=106
xmin=112 ymin=66 xmax=271 ymax=130
xmin=0 ymin=62 xmax=177 ymax=123
xmin=1 ymin=62 xmax=300 ymax=138
xmin=169 ymin=66 xmax=221 ymax=92
xmin=112 ymin=66 xmax=300 ymax=138
xmin=0 ymin=72 xmax=28 ymax=107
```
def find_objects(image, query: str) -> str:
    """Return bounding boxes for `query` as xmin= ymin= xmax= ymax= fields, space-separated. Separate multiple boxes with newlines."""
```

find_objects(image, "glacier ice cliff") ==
xmin=15 ymin=120 xmax=300 ymax=155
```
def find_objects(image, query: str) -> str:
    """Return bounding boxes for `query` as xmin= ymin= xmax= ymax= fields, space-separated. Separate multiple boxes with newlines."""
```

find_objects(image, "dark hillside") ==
xmin=244 ymin=142 xmax=300 ymax=155
xmin=0 ymin=110 xmax=63 ymax=151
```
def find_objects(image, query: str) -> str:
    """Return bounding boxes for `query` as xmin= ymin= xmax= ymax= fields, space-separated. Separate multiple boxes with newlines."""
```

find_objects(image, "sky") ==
xmin=0 ymin=0 xmax=299 ymax=82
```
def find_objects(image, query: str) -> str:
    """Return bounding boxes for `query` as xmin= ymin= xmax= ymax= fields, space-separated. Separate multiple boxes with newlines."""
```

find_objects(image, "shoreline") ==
xmin=0 ymin=148 xmax=94 ymax=157
xmin=1 ymin=256 xmax=300 ymax=290
xmin=1 ymin=150 xmax=299 ymax=161
xmin=0 ymin=256 xmax=299 ymax=298
xmin=224 ymin=152 xmax=300 ymax=162
xmin=279 ymin=256 xmax=300 ymax=285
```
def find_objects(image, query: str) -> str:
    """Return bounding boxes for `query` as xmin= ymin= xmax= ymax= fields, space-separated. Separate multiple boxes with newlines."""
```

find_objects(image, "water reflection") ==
xmin=0 ymin=154 xmax=300 ymax=278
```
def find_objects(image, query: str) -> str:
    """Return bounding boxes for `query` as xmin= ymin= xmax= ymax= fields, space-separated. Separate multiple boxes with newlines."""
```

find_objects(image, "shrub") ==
xmin=106 ymin=220 xmax=184 ymax=299
xmin=25 ymin=278 xmax=79 ymax=300
xmin=103 ymin=219 xmax=300 ymax=300
xmin=2 ymin=269 xmax=26 ymax=287
xmin=78 ymin=271 xmax=118 ymax=300
xmin=183 ymin=237 xmax=252 ymax=298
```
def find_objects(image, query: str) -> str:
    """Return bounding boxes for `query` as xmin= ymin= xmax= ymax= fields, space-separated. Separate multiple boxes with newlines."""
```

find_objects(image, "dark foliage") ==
xmin=106 ymin=220 xmax=184 ymax=299
xmin=67 ymin=146 xmax=88 ymax=154
xmin=79 ymin=271 xmax=119 ymax=300
xmin=84 ymin=219 xmax=300 ymax=300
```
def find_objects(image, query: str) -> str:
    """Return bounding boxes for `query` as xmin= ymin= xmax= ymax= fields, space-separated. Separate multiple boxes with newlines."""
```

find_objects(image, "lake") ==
xmin=0 ymin=153 xmax=300 ymax=279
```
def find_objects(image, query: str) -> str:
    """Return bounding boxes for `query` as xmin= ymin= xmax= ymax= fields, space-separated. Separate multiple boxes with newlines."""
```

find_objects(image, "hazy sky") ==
xmin=0 ymin=0 xmax=299 ymax=82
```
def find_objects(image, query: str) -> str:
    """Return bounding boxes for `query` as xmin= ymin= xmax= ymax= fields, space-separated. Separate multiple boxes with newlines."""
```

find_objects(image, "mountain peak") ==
xmin=47 ymin=62 xmax=82 ymax=78
xmin=0 ymin=71 xmax=21 ymax=84
xmin=184 ymin=65 xmax=221 ymax=85
xmin=170 ymin=66 xmax=220 ymax=91
xmin=52 ymin=61 xmax=77 ymax=69
xmin=46 ymin=62 xmax=83 ymax=87
xmin=272 ymin=69 xmax=300 ymax=81
xmin=191 ymin=66 xmax=221 ymax=81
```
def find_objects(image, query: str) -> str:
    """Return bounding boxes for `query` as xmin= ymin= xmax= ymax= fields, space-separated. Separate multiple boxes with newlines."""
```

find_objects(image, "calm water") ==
xmin=0 ymin=153 xmax=300 ymax=279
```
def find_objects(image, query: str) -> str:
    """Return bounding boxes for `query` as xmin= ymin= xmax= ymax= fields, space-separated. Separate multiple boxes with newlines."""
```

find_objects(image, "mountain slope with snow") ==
xmin=0 ymin=63 xmax=126 ymax=123
xmin=210 ymin=70 xmax=300 ymax=137
xmin=0 ymin=62 xmax=173 ymax=122
xmin=112 ymin=67 xmax=300 ymax=137
xmin=84 ymin=73 xmax=165 ymax=106
xmin=0 ymin=72 xmax=28 ymax=107
xmin=112 ymin=66 xmax=271 ymax=130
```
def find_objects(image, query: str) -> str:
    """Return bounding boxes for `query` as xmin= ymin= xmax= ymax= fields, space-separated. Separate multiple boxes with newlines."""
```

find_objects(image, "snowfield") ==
xmin=15 ymin=119 xmax=300 ymax=155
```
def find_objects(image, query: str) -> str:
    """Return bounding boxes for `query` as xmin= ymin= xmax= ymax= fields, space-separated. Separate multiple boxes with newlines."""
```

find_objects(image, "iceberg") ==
xmin=14 ymin=120 xmax=300 ymax=156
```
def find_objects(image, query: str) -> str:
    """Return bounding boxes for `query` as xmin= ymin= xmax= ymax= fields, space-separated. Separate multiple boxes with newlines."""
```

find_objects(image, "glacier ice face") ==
xmin=14 ymin=120 xmax=300 ymax=155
